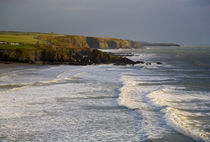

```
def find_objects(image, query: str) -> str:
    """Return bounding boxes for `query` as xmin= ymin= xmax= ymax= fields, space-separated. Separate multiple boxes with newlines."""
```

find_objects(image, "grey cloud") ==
xmin=194 ymin=0 xmax=210 ymax=6
xmin=0 ymin=0 xmax=210 ymax=45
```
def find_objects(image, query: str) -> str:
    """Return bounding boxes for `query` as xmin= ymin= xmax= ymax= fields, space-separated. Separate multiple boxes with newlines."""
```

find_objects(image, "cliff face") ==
xmin=0 ymin=47 xmax=135 ymax=65
xmin=0 ymin=31 xmax=179 ymax=49
xmin=0 ymin=31 xmax=179 ymax=65
xmin=38 ymin=35 xmax=142 ymax=49
xmin=0 ymin=32 xmax=140 ymax=65
xmin=86 ymin=37 xmax=142 ymax=49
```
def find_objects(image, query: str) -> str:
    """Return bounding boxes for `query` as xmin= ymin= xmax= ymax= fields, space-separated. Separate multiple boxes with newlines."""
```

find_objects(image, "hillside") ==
xmin=0 ymin=31 xmax=142 ymax=49
xmin=0 ymin=31 xmax=180 ymax=65
xmin=0 ymin=31 xmax=137 ymax=65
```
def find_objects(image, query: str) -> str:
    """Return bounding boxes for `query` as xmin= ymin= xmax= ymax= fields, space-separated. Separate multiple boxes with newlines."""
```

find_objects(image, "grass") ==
xmin=0 ymin=31 xmax=142 ymax=50
xmin=0 ymin=45 xmax=35 ymax=49
xmin=0 ymin=34 xmax=38 ymax=44
xmin=0 ymin=31 xmax=136 ymax=65
xmin=0 ymin=31 xmax=65 ymax=45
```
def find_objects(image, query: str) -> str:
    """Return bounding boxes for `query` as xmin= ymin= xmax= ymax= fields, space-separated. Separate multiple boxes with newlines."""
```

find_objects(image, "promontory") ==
xmin=0 ymin=31 xmax=179 ymax=65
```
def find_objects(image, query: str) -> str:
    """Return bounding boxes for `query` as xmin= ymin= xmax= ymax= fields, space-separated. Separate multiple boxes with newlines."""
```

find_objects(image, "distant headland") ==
xmin=0 ymin=31 xmax=180 ymax=65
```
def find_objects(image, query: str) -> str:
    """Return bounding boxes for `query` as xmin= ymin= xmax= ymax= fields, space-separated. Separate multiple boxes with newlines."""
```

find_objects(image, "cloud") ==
xmin=1 ymin=0 xmax=210 ymax=45
xmin=193 ymin=0 xmax=210 ymax=6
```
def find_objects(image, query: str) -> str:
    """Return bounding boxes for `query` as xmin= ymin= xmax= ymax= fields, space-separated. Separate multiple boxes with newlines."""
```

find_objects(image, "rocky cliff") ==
xmin=37 ymin=35 xmax=142 ymax=49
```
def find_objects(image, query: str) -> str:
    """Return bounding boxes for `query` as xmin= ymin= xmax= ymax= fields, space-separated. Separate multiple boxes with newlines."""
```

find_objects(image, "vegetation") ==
xmin=0 ymin=31 xmax=142 ymax=49
xmin=0 ymin=46 xmax=134 ymax=65
xmin=0 ymin=31 xmax=138 ymax=65
xmin=0 ymin=45 xmax=35 ymax=50
xmin=0 ymin=32 xmax=39 ymax=44
xmin=0 ymin=31 xmax=179 ymax=65
xmin=0 ymin=31 xmax=64 ymax=44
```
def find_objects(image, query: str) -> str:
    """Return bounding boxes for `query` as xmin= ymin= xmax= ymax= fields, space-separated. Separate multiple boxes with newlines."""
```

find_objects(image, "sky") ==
xmin=0 ymin=0 xmax=210 ymax=45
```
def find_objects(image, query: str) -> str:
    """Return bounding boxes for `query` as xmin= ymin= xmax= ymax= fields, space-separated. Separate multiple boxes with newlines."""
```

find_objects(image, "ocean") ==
xmin=0 ymin=46 xmax=209 ymax=142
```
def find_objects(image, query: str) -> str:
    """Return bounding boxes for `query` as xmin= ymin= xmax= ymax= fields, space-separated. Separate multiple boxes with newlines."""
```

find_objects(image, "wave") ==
xmin=148 ymin=88 xmax=210 ymax=142
xmin=118 ymin=73 xmax=172 ymax=140
xmin=0 ymin=66 xmax=88 ymax=93
xmin=118 ymin=73 xmax=210 ymax=141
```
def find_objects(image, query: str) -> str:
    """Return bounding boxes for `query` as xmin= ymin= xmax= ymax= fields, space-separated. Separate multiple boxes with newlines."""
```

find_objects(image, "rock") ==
xmin=135 ymin=61 xmax=145 ymax=64
xmin=0 ymin=47 xmax=137 ymax=66
xmin=113 ymin=53 xmax=134 ymax=57
xmin=114 ymin=58 xmax=136 ymax=65
xmin=156 ymin=62 xmax=163 ymax=64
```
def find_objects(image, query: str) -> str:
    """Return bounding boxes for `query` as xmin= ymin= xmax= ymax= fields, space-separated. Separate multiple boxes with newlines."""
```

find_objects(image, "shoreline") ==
xmin=0 ymin=48 xmax=138 ymax=66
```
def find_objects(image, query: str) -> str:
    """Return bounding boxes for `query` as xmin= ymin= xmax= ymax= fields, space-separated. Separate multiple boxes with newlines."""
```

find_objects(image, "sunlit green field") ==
xmin=0 ymin=31 xmax=65 ymax=46
xmin=0 ymin=31 xmax=137 ymax=65
xmin=0 ymin=32 xmax=39 ymax=44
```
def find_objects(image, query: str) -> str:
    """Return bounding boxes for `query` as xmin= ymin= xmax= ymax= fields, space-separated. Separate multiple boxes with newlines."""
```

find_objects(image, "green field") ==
xmin=0 ymin=45 xmax=35 ymax=49
xmin=0 ymin=31 xmax=65 ymax=45
xmin=0 ymin=31 xmax=137 ymax=65
xmin=0 ymin=32 xmax=39 ymax=44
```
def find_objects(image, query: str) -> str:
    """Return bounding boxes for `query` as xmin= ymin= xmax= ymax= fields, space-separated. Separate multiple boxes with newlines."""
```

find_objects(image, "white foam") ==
xmin=118 ymin=72 xmax=210 ymax=141
xmin=0 ymin=65 xmax=144 ymax=141
xmin=0 ymin=66 xmax=89 ymax=93
xmin=118 ymin=73 xmax=172 ymax=140
xmin=148 ymin=88 xmax=210 ymax=141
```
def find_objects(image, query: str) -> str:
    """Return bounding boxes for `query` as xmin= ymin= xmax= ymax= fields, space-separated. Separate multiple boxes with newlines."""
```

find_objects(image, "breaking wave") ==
xmin=118 ymin=73 xmax=210 ymax=141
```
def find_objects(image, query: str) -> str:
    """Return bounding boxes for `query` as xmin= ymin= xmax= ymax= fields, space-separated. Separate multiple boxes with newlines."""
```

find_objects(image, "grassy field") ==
xmin=0 ymin=31 xmax=41 ymax=44
xmin=0 ymin=34 xmax=39 ymax=44
xmin=0 ymin=45 xmax=35 ymax=49
xmin=0 ymin=31 xmax=64 ymax=44
xmin=0 ymin=31 xmax=137 ymax=65
xmin=0 ymin=31 xmax=142 ymax=49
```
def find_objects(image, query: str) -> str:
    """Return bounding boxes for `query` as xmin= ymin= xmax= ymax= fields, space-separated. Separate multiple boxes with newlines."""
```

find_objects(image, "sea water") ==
xmin=0 ymin=46 xmax=209 ymax=141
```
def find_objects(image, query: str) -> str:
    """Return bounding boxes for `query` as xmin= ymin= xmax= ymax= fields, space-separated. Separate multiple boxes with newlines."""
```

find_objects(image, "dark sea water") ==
xmin=104 ymin=46 xmax=210 ymax=142
xmin=0 ymin=46 xmax=209 ymax=141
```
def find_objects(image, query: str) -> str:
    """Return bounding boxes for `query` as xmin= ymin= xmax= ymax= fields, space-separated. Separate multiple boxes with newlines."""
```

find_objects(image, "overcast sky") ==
xmin=0 ymin=0 xmax=210 ymax=45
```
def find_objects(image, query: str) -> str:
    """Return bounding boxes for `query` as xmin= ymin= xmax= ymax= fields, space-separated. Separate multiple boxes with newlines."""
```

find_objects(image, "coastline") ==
xmin=0 ymin=48 xmax=136 ymax=65
xmin=0 ymin=31 xmax=179 ymax=66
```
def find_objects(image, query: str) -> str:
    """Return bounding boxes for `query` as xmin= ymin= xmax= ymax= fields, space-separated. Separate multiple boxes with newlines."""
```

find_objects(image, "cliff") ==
xmin=0 ymin=31 xmax=179 ymax=65
xmin=0 ymin=31 xmax=138 ymax=65
xmin=0 ymin=47 xmax=134 ymax=65
xmin=37 ymin=34 xmax=142 ymax=49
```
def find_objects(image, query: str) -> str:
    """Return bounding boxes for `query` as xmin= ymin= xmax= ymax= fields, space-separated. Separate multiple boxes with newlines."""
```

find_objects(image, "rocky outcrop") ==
xmin=0 ymin=31 xmax=179 ymax=65
xmin=38 ymin=35 xmax=142 ymax=49
xmin=0 ymin=47 xmax=135 ymax=65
